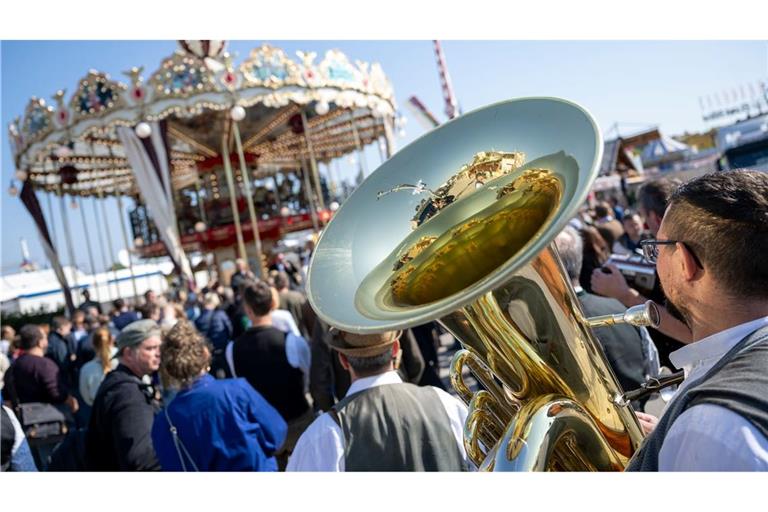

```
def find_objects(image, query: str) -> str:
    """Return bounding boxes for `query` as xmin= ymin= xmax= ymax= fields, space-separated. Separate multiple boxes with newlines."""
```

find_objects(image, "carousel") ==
xmin=8 ymin=40 xmax=402 ymax=308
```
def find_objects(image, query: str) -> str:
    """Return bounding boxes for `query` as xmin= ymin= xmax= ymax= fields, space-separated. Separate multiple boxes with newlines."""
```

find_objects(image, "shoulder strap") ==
xmin=6 ymin=362 xmax=21 ymax=411
xmin=163 ymin=405 xmax=199 ymax=472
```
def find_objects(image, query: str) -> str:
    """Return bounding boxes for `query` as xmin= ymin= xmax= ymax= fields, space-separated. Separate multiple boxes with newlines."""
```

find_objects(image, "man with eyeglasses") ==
xmin=591 ymin=178 xmax=692 ymax=370
xmin=625 ymin=170 xmax=768 ymax=471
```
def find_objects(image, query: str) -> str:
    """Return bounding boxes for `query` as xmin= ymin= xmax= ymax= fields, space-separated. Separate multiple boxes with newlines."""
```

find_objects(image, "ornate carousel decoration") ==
xmin=8 ymin=40 xmax=404 ymax=299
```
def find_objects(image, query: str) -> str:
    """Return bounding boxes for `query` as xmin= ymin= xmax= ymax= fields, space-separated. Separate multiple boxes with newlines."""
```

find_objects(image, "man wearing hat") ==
xmin=85 ymin=319 xmax=162 ymax=471
xmin=287 ymin=330 xmax=470 ymax=471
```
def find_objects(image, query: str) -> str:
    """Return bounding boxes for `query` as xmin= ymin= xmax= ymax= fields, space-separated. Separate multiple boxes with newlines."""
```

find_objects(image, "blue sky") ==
xmin=2 ymin=40 xmax=766 ymax=274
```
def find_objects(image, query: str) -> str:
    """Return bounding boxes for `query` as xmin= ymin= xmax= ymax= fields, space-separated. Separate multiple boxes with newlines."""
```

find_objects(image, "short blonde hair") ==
xmin=203 ymin=292 xmax=220 ymax=308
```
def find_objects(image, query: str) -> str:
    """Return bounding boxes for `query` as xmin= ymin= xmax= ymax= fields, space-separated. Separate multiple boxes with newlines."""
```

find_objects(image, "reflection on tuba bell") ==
xmin=306 ymin=98 xmax=659 ymax=471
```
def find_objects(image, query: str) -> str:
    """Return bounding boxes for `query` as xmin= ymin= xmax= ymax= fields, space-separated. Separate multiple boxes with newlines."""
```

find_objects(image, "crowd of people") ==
xmin=0 ymin=252 xmax=451 ymax=472
xmin=1 ymin=169 xmax=767 ymax=472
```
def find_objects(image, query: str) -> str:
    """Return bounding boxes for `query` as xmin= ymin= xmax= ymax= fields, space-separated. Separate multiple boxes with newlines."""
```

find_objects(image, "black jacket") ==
xmin=85 ymin=364 xmax=161 ymax=471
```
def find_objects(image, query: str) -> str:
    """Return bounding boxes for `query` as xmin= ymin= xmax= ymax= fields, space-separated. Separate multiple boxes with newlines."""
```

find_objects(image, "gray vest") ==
xmin=331 ymin=382 xmax=466 ymax=471
xmin=627 ymin=325 xmax=768 ymax=471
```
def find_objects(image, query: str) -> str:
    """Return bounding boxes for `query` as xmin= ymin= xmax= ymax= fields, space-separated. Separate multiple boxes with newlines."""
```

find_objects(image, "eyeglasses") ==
xmin=639 ymin=239 xmax=703 ymax=267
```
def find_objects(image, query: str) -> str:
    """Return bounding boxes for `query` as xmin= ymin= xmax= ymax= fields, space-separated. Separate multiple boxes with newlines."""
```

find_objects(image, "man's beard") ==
xmin=657 ymin=276 xmax=692 ymax=329
xmin=664 ymin=297 xmax=692 ymax=329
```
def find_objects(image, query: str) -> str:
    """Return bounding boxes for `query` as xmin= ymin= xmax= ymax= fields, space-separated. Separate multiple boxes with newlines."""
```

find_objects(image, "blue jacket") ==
xmin=113 ymin=311 xmax=140 ymax=331
xmin=195 ymin=309 xmax=233 ymax=351
xmin=151 ymin=374 xmax=287 ymax=471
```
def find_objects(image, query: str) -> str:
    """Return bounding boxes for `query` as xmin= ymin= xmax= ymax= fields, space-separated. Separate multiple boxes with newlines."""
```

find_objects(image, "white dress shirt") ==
xmin=271 ymin=309 xmax=301 ymax=336
xmin=658 ymin=316 xmax=768 ymax=471
xmin=286 ymin=371 xmax=469 ymax=471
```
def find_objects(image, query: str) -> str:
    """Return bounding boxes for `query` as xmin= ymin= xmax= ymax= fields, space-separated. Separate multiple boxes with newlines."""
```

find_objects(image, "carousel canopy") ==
xmin=8 ymin=41 xmax=398 ymax=198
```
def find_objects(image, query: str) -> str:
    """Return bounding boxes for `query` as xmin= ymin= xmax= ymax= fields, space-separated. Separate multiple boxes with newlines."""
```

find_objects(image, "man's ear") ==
xmin=677 ymin=242 xmax=701 ymax=282
xmin=338 ymin=352 xmax=350 ymax=370
xmin=391 ymin=338 xmax=401 ymax=358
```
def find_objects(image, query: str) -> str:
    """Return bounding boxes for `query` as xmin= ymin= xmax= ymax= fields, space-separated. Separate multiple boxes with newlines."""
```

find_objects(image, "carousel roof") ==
xmin=9 ymin=41 xmax=398 ymax=198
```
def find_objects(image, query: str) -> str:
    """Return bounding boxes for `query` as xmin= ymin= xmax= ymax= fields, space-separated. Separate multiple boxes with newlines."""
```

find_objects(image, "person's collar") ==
xmin=669 ymin=315 xmax=768 ymax=374
xmin=345 ymin=370 xmax=402 ymax=398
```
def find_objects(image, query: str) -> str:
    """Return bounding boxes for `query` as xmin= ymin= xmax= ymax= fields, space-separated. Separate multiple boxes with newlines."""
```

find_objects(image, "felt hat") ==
xmin=327 ymin=329 xmax=400 ymax=358
xmin=116 ymin=319 xmax=161 ymax=352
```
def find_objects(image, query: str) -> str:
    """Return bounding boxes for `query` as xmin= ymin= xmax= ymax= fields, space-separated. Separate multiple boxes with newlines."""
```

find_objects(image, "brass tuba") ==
xmin=306 ymin=98 xmax=659 ymax=471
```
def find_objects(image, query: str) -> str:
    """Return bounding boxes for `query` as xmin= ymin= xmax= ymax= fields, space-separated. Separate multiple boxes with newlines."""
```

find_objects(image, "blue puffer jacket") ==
xmin=194 ymin=309 xmax=233 ymax=351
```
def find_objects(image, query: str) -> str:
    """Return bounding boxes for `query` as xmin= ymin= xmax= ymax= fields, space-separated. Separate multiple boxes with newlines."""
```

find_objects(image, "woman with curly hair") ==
xmin=151 ymin=321 xmax=287 ymax=471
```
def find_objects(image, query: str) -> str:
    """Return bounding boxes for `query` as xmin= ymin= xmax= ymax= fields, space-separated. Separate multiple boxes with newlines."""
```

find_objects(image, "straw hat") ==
xmin=327 ymin=330 xmax=401 ymax=358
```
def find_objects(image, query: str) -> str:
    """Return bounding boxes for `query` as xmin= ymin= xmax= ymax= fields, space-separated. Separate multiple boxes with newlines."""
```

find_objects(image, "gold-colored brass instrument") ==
xmin=306 ymin=98 xmax=658 ymax=471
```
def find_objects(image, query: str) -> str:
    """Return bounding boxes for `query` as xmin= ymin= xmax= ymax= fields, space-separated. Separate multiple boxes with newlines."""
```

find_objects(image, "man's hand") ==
xmin=65 ymin=395 xmax=79 ymax=414
xmin=635 ymin=411 xmax=659 ymax=436
xmin=591 ymin=264 xmax=636 ymax=305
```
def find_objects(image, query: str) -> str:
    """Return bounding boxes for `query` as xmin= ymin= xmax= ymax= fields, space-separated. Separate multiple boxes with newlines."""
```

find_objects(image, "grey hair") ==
xmin=345 ymin=349 xmax=393 ymax=376
xmin=554 ymin=225 xmax=584 ymax=281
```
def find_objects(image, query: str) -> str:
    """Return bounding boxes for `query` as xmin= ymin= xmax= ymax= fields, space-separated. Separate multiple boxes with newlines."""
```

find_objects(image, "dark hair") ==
xmin=273 ymin=272 xmax=290 ymax=290
xmin=664 ymin=170 xmax=768 ymax=299
xmin=637 ymin=178 xmax=678 ymax=218
xmin=139 ymin=303 xmax=159 ymax=320
xmin=345 ymin=350 xmax=393 ymax=377
xmin=622 ymin=209 xmax=641 ymax=222
xmin=580 ymin=226 xmax=610 ymax=265
xmin=19 ymin=324 xmax=45 ymax=350
xmin=51 ymin=316 xmax=71 ymax=331
xmin=113 ymin=298 xmax=125 ymax=310
xmin=594 ymin=202 xmax=611 ymax=219
xmin=243 ymin=281 xmax=274 ymax=317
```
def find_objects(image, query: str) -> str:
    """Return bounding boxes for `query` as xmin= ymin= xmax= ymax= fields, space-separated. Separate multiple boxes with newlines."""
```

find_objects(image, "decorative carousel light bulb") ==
xmin=134 ymin=236 xmax=144 ymax=247
xmin=315 ymin=101 xmax=330 ymax=116
xmin=135 ymin=122 xmax=152 ymax=139
xmin=329 ymin=201 xmax=340 ymax=212
xmin=8 ymin=182 xmax=19 ymax=197
xmin=15 ymin=169 xmax=27 ymax=181
xmin=230 ymin=105 xmax=246 ymax=121
xmin=194 ymin=221 xmax=207 ymax=233
xmin=54 ymin=145 xmax=73 ymax=158
xmin=280 ymin=206 xmax=291 ymax=217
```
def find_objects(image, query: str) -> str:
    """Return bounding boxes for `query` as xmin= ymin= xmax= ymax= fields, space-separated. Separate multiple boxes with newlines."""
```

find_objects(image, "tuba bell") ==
xmin=306 ymin=98 xmax=658 ymax=471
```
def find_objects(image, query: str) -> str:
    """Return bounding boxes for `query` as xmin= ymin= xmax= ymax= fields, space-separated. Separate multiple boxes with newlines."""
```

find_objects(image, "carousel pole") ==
xmin=271 ymin=175 xmax=283 ymax=211
xmin=194 ymin=179 xmax=208 ymax=224
xmin=333 ymin=158 xmax=345 ymax=200
xmin=350 ymin=116 xmax=369 ymax=177
xmin=58 ymin=187 xmax=80 ymax=308
xmin=382 ymin=113 xmax=397 ymax=159
xmin=77 ymin=195 xmax=101 ymax=305
xmin=301 ymin=158 xmax=321 ymax=234
xmin=231 ymin=111 xmax=267 ymax=279
xmin=299 ymin=110 xmax=326 ymax=211
xmin=98 ymin=189 xmax=121 ymax=300
xmin=221 ymin=132 xmax=248 ymax=264
xmin=91 ymin=194 xmax=114 ymax=301
xmin=116 ymin=190 xmax=140 ymax=302
xmin=376 ymin=133 xmax=386 ymax=164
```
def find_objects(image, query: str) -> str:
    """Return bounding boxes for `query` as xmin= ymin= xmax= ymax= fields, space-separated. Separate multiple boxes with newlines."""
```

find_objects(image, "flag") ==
xmin=20 ymin=181 xmax=75 ymax=314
